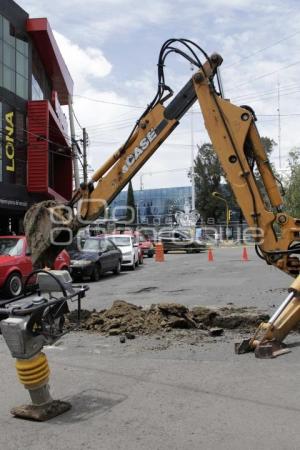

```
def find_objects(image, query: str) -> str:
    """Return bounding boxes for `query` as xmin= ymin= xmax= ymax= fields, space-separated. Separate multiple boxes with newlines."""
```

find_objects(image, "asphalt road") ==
xmin=0 ymin=247 xmax=299 ymax=450
xmin=79 ymin=246 xmax=291 ymax=312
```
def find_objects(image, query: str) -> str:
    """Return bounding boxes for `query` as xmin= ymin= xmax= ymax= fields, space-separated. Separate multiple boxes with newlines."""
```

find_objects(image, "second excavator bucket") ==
xmin=24 ymin=200 xmax=80 ymax=269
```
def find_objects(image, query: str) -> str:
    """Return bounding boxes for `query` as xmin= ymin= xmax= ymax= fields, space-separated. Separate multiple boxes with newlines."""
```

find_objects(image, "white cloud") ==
xmin=53 ymin=31 xmax=148 ymax=181
xmin=18 ymin=0 xmax=175 ymax=45
xmin=53 ymin=31 xmax=112 ymax=92
xmin=17 ymin=0 xmax=300 ymax=189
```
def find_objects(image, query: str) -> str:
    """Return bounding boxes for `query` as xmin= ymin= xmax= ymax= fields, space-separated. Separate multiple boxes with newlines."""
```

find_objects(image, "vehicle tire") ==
xmin=148 ymin=251 xmax=154 ymax=258
xmin=91 ymin=265 xmax=101 ymax=281
xmin=113 ymin=261 xmax=121 ymax=275
xmin=4 ymin=272 xmax=23 ymax=298
xmin=72 ymin=276 xmax=81 ymax=283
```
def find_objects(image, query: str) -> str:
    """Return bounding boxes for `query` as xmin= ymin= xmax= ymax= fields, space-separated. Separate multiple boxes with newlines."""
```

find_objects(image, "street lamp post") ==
xmin=212 ymin=191 xmax=229 ymax=241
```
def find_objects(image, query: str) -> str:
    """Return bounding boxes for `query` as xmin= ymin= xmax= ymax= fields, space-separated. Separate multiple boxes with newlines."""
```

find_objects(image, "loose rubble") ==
xmin=66 ymin=300 xmax=269 ymax=336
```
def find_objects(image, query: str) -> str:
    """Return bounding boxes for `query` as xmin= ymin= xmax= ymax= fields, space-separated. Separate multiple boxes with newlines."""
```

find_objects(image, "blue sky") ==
xmin=18 ymin=0 xmax=300 ymax=189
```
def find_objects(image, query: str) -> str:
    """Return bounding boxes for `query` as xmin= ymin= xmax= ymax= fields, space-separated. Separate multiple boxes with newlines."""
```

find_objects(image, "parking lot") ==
xmin=1 ymin=247 xmax=300 ymax=450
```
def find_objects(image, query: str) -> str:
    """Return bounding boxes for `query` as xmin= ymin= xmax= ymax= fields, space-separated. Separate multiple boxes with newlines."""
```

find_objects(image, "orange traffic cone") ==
xmin=155 ymin=242 xmax=165 ymax=262
xmin=208 ymin=247 xmax=214 ymax=262
xmin=242 ymin=246 xmax=249 ymax=262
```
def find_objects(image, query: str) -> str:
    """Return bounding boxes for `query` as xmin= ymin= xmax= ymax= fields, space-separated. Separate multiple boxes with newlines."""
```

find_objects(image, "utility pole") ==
xmin=82 ymin=127 xmax=88 ymax=184
xmin=190 ymin=63 xmax=196 ymax=211
xmin=140 ymin=172 xmax=145 ymax=191
xmin=277 ymin=77 xmax=282 ymax=169
xmin=68 ymin=96 xmax=80 ymax=189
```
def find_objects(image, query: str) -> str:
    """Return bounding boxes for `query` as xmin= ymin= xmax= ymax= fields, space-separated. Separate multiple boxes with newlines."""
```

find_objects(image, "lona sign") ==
xmin=121 ymin=129 xmax=157 ymax=174
xmin=5 ymin=111 xmax=15 ymax=173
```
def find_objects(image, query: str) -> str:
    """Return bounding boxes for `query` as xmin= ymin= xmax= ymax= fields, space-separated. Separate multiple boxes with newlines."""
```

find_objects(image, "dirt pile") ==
xmin=67 ymin=301 xmax=269 ymax=336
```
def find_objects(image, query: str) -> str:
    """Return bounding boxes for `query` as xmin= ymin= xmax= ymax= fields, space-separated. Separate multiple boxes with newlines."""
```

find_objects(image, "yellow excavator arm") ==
xmin=24 ymin=39 xmax=300 ymax=357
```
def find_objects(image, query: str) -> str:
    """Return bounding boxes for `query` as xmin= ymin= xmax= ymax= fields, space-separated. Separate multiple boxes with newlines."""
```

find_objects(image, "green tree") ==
xmin=194 ymin=137 xmax=277 ymax=223
xmin=254 ymin=137 xmax=278 ymax=209
xmin=284 ymin=149 xmax=300 ymax=218
xmin=194 ymin=143 xmax=224 ymax=222
xmin=126 ymin=180 xmax=137 ymax=223
xmin=261 ymin=137 xmax=277 ymax=155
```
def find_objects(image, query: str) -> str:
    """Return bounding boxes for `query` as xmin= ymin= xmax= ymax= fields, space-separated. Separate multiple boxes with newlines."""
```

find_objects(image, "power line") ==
xmin=88 ymin=119 xmax=136 ymax=130
xmin=86 ymin=115 xmax=137 ymax=130
xmin=188 ymin=110 xmax=300 ymax=118
xmin=223 ymin=29 xmax=300 ymax=71
xmin=47 ymin=123 xmax=72 ymax=142
xmin=228 ymin=88 xmax=300 ymax=105
xmin=230 ymin=59 xmax=300 ymax=91
xmin=87 ymin=120 xmax=136 ymax=133
xmin=72 ymin=83 xmax=300 ymax=125
xmin=23 ymin=128 xmax=71 ymax=151
xmin=259 ymin=113 xmax=300 ymax=117
xmin=0 ymin=129 xmax=74 ymax=160
xmin=0 ymin=116 xmax=73 ymax=146
xmin=72 ymin=106 xmax=83 ymax=130
xmin=234 ymin=88 xmax=300 ymax=105
xmin=73 ymin=94 xmax=144 ymax=109
xmin=231 ymin=83 xmax=300 ymax=102
xmin=89 ymin=138 xmax=204 ymax=149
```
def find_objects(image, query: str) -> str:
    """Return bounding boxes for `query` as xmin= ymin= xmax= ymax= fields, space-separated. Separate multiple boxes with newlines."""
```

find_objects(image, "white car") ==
xmin=106 ymin=235 xmax=140 ymax=270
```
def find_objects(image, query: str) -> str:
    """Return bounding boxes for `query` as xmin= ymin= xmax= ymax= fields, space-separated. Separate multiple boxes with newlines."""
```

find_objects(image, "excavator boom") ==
xmin=24 ymin=39 xmax=300 ymax=357
xmin=3 ymin=37 xmax=300 ymax=425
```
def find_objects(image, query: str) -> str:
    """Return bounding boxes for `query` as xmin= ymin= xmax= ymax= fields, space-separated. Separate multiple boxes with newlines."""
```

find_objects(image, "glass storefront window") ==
xmin=3 ymin=66 xmax=15 ymax=92
xmin=16 ymin=39 xmax=28 ymax=57
xmin=32 ymin=46 xmax=51 ymax=101
xmin=16 ymin=51 xmax=28 ymax=77
xmin=3 ymin=18 xmax=15 ymax=47
xmin=3 ymin=17 xmax=16 ymax=46
xmin=0 ymin=16 xmax=28 ymax=100
xmin=3 ymin=42 xmax=15 ymax=69
xmin=16 ymin=74 xmax=28 ymax=99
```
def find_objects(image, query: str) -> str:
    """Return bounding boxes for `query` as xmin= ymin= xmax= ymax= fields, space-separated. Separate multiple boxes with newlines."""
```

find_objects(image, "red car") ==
xmin=0 ymin=236 xmax=70 ymax=298
xmin=135 ymin=232 xmax=154 ymax=258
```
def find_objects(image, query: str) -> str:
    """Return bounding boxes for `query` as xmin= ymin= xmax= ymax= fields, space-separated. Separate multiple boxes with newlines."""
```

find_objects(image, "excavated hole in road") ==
xmin=66 ymin=300 xmax=270 ymax=338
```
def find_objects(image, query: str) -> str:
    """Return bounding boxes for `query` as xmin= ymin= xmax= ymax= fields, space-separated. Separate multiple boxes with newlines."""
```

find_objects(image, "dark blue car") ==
xmin=69 ymin=236 xmax=122 ymax=282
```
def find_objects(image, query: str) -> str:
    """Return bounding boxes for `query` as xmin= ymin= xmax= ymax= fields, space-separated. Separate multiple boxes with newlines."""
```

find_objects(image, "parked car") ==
xmin=0 ymin=236 xmax=70 ymax=298
xmin=106 ymin=234 xmax=140 ymax=270
xmin=124 ymin=232 xmax=144 ymax=264
xmin=128 ymin=232 xmax=144 ymax=264
xmin=69 ymin=236 xmax=122 ymax=281
xmin=107 ymin=230 xmax=143 ymax=264
xmin=158 ymin=230 xmax=207 ymax=253
xmin=135 ymin=232 xmax=154 ymax=258
xmin=142 ymin=228 xmax=157 ymax=244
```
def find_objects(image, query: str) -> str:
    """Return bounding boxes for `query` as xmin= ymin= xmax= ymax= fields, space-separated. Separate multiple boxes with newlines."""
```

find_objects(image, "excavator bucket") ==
xmin=24 ymin=200 xmax=79 ymax=269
